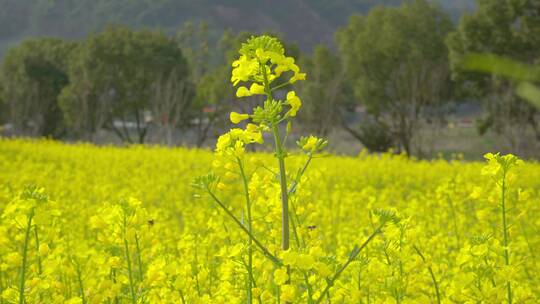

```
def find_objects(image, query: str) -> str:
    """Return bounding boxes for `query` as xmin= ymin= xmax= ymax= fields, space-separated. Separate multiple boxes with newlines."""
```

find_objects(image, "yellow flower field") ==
xmin=0 ymin=138 xmax=539 ymax=303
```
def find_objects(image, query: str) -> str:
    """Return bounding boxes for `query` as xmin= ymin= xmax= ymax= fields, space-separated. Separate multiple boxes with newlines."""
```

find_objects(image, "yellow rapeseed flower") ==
xmin=286 ymin=91 xmax=302 ymax=116
xmin=230 ymin=112 xmax=250 ymax=124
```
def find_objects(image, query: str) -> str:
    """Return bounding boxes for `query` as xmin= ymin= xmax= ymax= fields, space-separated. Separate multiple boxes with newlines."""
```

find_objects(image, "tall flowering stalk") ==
xmin=215 ymin=36 xmax=312 ymax=260
xmin=482 ymin=153 xmax=523 ymax=304
xmin=224 ymin=36 xmax=308 ymax=303
xmin=192 ymin=35 xmax=395 ymax=303
xmin=194 ymin=35 xmax=324 ymax=303
xmin=229 ymin=36 xmax=306 ymax=252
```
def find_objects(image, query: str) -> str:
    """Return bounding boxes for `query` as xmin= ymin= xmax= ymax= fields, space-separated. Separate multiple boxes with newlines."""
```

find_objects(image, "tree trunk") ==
xmin=166 ymin=125 xmax=173 ymax=147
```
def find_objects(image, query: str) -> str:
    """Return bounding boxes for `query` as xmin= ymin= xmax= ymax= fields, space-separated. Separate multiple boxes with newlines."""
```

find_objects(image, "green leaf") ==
xmin=463 ymin=53 xmax=540 ymax=83
xmin=517 ymin=82 xmax=540 ymax=109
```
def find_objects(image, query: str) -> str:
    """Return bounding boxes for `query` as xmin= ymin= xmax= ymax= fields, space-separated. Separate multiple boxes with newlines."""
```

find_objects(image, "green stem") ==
xmin=271 ymin=124 xmax=290 ymax=252
xmin=484 ymin=257 xmax=497 ymax=287
xmin=289 ymin=204 xmax=302 ymax=249
xmin=134 ymin=234 xmax=144 ymax=282
xmin=258 ymin=55 xmax=302 ymax=303
xmin=33 ymin=228 xmax=43 ymax=303
xmin=500 ymin=175 xmax=512 ymax=304
xmin=33 ymin=228 xmax=42 ymax=275
xmin=75 ymin=262 xmax=87 ymax=304
xmin=314 ymin=224 xmax=384 ymax=304
xmin=111 ymin=269 xmax=119 ymax=304
xmin=270 ymin=81 xmax=291 ymax=92
xmin=179 ymin=289 xmax=186 ymax=304
xmin=237 ymin=158 xmax=253 ymax=304
xmin=123 ymin=214 xmax=137 ymax=304
xmin=1 ymin=270 xmax=4 ymax=304
xmin=292 ymin=202 xmax=308 ymax=246
xmin=124 ymin=238 xmax=137 ymax=304
xmin=412 ymin=245 xmax=441 ymax=304
xmin=447 ymin=195 xmax=460 ymax=248
xmin=271 ymin=122 xmax=292 ymax=290
xmin=286 ymin=194 xmax=313 ymax=303
xmin=303 ymin=271 xmax=314 ymax=304
xmin=194 ymin=248 xmax=201 ymax=297
xmin=286 ymin=190 xmax=315 ymax=303
xmin=19 ymin=209 xmax=34 ymax=304
xmin=207 ymin=189 xmax=282 ymax=266
xmin=288 ymin=153 xmax=313 ymax=195
xmin=260 ymin=57 xmax=290 ymax=253
xmin=0 ymin=272 xmax=4 ymax=304
xmin=242 ymin=262 xmax=263 ymax=304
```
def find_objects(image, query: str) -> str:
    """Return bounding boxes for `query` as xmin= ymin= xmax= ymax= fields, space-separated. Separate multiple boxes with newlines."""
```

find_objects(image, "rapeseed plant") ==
xmin=194 ymin=35 xmax=399 ymax=303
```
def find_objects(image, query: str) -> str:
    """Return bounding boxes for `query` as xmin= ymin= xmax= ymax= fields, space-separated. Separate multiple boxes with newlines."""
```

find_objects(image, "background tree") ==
xmin=176 ymin=22 xmax=211 ymax=82
xmin=0 ymin=38 xmax=75 ymax=137
xmin=60 ymin=26 xmax=190 ymax=143
xmin=150 ymin=52 xmax=192 ymax=147
xmin=337 ymin=0 xmax=453 ymax=155
xmin=191 ymin=64 xmax=233 ymax=147
xmin=446 ymin=0 xmax=540 ymax=154
xmin=176 ymin=22 xmax=228 ymax=147
xmin=0 ymin=82 xmax=6 ymax=126
xmin=175 ymin=27 xmax=295 ymax=147
xmin=297 ymin=45 xmax=352 ymax=136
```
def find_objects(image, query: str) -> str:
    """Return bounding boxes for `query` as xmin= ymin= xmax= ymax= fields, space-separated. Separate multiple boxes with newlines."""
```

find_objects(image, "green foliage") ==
xmin=0 ymin=38 xmax=76 ymax=137
xmin=297 ymin=45 xmax=352 ymax=135
xmin=175 ymin=22 xmax=212 ymax=80
xmin=447 ymin=0 xmax=539 ymax=87
xmin=177 ymin=26 xmax=247 ymax=146
xmin=463 ymin=53 xmax=540 ymax=109
xmin=59 ymin=26 xmax=190 ymax=143
xmin=356 ymin=119 xmax=394 ymax=153
xmin=446 ymin=0 xmax=540 ymax=142
xmin=337 ymin=0 xmax=453 ymax=155
xmin=0 ymin=82 xmax=6 ymax=124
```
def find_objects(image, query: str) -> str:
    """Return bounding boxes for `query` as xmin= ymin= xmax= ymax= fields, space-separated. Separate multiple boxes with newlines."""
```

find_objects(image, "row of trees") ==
xmin=0 ymin=24 xmax=242 ymax=146
xmin=0 ymin=0 xmax=538 ymax=155
xmin=301 ymin=0 xmax=539 ymax=155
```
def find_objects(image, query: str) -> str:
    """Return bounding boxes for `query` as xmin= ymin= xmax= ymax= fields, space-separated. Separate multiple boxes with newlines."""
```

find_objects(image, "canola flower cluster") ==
xmin=1 ymin=35 xmax=540 ymax=304
xmin=0 ymin=140 xmax=539 ymax=303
